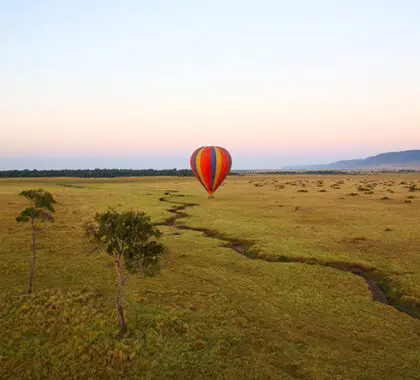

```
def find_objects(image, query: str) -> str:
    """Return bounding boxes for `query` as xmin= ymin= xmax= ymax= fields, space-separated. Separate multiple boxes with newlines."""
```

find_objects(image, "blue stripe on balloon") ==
xmin=210 ymin=146 xmax=216 ymax=191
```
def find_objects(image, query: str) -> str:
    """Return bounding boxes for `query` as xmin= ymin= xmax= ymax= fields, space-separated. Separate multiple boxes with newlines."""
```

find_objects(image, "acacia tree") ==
xmin=16 ymin=189 xmax=56 ymax=294
xmin=84 ymin=209 xmax=165 ymax=338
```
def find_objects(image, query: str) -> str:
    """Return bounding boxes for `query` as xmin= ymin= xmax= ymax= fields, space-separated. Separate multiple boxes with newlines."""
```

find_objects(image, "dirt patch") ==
xmin=226 ymin=242 xmax=248 ymax=255
xmin=365 ymin=279 xmax=388 ymax=304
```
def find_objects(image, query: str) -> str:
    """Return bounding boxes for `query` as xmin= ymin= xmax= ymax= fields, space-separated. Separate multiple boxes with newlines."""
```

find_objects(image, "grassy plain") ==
xmin=1 ymin=174 xmax=420 ymax=379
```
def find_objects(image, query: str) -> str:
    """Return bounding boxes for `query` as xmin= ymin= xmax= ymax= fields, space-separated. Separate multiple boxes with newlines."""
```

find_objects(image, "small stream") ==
xmin=155 ymin=193 xmax=419 ymax=320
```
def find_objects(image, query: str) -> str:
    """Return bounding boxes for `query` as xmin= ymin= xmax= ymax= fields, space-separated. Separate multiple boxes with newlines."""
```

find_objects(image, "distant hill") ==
xmin=283 ymin=150 xmax=420 ymax=170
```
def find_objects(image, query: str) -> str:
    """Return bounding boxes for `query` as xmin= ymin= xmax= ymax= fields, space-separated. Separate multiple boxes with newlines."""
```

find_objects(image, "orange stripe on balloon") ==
xmin=190 ymin=147 xmax=200 ymax=177
xmin=195 ymin=148 xmax=207 ymax=190
xmin=214 ymin=148 xmax=230 ymax=191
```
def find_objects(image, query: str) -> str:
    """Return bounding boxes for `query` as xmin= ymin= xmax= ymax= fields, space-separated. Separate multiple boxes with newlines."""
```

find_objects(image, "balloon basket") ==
xmin=208 ymin=195 xmax=215 ymax=199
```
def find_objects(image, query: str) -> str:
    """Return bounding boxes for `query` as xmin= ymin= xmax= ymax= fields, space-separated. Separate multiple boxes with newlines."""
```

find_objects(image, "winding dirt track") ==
xmin=156 ymin=191 xmax=420 ymax=320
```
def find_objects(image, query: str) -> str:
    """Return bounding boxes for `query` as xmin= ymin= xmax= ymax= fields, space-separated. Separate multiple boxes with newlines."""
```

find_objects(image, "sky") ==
xmin=1 ymin=0 xmax=419 ymax=170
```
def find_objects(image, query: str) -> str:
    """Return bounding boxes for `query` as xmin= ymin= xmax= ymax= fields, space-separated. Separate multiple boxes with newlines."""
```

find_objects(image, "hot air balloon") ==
xmin=190 ymin=146 xmax=232 ymax=199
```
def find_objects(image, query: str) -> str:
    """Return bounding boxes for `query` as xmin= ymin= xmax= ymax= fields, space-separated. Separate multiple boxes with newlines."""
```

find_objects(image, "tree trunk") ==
xmin=115 ymin=257 xmax=127 ymax=338
xmin=27 ymin=219 xmax=36 ymax=294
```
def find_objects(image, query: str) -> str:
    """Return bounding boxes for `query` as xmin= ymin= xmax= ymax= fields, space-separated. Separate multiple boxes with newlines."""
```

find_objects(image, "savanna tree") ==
xmin=16 ymin=189 xmax=57 ymax=294
xmin=84 ymin=209 xmax=165 ymax=338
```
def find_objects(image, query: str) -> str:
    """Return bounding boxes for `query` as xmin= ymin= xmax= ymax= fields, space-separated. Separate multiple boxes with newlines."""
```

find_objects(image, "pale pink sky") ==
xmin=1 ymin=1 xmax=419 ymax=169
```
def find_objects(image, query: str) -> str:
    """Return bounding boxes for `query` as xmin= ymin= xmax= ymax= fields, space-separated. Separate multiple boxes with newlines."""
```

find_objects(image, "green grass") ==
xmin=1 ymin=175 xmax=420 ymax=379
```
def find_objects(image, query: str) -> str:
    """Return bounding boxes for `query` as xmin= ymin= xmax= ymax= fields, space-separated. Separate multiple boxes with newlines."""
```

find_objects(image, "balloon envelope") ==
xmin=190 ymin=146 xmax=232 ymax=195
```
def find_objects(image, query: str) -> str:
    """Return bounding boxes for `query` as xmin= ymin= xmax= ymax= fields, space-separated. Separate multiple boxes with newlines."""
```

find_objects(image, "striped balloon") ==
xmin=190 ymin=146 xmax=232 ymax=197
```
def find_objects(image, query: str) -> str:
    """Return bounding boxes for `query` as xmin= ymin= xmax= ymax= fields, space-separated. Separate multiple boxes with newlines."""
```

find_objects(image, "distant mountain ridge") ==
xmin=283 ymin=150 xmax=420 ymax=170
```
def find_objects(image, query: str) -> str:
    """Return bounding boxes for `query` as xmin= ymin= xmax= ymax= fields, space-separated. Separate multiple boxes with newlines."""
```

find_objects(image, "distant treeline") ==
xmin=0 ymin=168 xmax=197 ymax=178
xmin=0 ymin=168 xmax=416 ymax=178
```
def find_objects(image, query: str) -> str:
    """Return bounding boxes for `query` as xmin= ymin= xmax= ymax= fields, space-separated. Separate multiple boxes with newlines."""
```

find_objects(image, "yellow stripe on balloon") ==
xmin=212 ymin=147 xmax=223 ymax=190
xmin=195 ymin=148 xmax=206 ymax=190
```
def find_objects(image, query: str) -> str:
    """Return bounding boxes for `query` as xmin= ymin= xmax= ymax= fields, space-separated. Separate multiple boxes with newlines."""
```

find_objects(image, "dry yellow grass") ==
xmin=1 ymin=174 xmax=420 ymax=379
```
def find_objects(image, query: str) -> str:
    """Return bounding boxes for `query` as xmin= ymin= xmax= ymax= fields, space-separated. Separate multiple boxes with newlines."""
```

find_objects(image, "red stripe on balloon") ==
xmin=199 ymin=147 xmax=213 ymax=193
